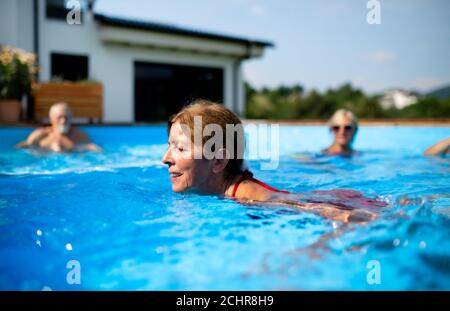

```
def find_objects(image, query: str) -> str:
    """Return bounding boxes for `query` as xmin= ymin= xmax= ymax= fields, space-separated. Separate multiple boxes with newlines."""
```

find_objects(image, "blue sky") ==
xmin=95 ymin=0 xmax=450 ymax=94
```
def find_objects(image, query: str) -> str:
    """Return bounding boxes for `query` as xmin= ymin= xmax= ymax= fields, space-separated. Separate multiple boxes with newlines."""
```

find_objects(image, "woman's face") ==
xmin=331 ymin=117 xmax=356 ymax=147
xmin=162 ymin=122 xmax=213 ymax=193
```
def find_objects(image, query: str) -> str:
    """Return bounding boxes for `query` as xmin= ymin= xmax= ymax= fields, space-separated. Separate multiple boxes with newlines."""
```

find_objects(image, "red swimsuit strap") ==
xmin=231 ymin=175 xmax=247 ymax=198
xmin=248 ymin=177 xmax=290 ymax=194
xmin=231 ymin=175 xmax=289 ymax=198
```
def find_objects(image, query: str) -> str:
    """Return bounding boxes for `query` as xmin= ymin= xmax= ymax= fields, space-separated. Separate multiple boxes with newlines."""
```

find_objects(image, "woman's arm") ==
xmin=233 ymin=181 xmax=379 ymax=223
xmin=238 ymin=196 xmax=377 ymax=224
xmin=424 ymin=137 xmax=450 ymax=156
xmin=281 ymin=200 xmax=376 ymax=223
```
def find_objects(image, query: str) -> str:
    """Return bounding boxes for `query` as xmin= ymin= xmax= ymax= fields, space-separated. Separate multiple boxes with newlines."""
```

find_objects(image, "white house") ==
xmin=0 ymin=0 xmax=273 ymax=122
xmin=379 ymin=89 xmax=419 ymax=110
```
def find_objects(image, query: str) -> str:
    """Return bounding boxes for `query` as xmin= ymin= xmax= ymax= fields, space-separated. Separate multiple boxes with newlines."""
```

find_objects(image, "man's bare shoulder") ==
xmin=29 ymin=126 xmax=51 ymax=140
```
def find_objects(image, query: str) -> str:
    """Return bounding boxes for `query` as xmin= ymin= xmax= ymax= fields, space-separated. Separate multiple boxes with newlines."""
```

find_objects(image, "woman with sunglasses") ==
xmin=322 ymin=109 xmax=358 ymax=156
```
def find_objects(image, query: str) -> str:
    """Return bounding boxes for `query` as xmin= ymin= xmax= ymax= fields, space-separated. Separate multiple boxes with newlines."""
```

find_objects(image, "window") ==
xmin=134 ymin=61 xmax=224 ymax=122
xmin=46 ymin=0 xmax=88 ymax=21
xmin=51 ymin=53 xmax=89 ymax=81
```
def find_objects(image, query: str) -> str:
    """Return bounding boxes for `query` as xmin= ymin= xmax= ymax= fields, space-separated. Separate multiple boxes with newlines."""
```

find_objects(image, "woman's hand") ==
xmin=424 ymin=137 xmax=450 ymax=156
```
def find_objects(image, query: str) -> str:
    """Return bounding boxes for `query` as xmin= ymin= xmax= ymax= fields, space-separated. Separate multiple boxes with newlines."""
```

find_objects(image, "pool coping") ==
xmin=0 ymin=119 xmax=449 ymax=128
xmin=243 ymin=119 xmax=450 ymax=126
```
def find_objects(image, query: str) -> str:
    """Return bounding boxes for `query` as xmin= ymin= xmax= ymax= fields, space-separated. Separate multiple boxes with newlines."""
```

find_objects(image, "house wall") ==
xmin=38 ymin=0 xmax=243 ymax=122
xmin=1 ymin=0 xmax=247 ymax=122
xmin=0 ymin=0 xmax=34 ymax=52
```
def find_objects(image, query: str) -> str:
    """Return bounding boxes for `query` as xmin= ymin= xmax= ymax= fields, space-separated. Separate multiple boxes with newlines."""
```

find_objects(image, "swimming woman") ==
xmin=322 ymin=109 xmax=358 ymax=156
xmin=162 ymin=100 xmax=385 ymax=223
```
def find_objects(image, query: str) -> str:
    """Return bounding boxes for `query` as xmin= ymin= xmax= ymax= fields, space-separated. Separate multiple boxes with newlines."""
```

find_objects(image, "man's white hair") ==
xmin=49 ymin=102 xmax=72 ymax=119
xmin=328 ymin=109 xmax=358 ymax=128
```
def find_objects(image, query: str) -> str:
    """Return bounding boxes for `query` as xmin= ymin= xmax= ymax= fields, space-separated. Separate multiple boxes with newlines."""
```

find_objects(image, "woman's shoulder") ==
xmin=233 ymin=178 xmax=281 ymax=202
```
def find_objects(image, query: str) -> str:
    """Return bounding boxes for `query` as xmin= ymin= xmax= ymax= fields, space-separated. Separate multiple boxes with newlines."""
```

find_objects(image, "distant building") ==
xmin=379 ymin=89 xmax=419 ymax=109
xmin=0 ymin=0 xmax=273 ymax=122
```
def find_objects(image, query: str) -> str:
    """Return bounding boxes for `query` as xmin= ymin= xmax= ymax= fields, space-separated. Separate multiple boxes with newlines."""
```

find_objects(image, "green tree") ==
xmin=244 ymin=81 xmax=449 ymax=120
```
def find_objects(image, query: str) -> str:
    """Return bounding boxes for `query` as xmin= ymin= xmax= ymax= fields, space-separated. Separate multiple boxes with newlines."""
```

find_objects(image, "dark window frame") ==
xmin=134 ymin=61 xmax=224 ymax=122
xmin=50 ymin=52 xmax=89 ymax=82
xmin=46 ymin=0 xmax=85 ymax=23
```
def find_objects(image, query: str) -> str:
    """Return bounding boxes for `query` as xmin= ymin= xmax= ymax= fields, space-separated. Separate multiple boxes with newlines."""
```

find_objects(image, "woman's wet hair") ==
xmin=168 ymin=99 xmax=252 ymax=179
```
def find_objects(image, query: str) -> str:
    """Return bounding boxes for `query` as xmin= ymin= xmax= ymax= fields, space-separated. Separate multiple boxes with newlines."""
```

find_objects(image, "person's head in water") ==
xmin=162 ymin=99 xmax=248 ymax=194
xmin=326 ymin=109 xmax=358 ymax=154
xmin=49 ymin=102 xmax=72 ymax=135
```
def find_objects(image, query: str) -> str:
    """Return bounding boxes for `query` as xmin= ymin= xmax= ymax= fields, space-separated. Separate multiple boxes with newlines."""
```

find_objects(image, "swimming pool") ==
xmin=0 ymin=125 xmax=449 ymax=290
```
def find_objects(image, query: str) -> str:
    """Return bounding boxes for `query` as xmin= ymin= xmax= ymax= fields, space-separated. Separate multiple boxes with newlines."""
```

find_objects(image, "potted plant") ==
xmin=0 ymin=45 xmax=37 ymax=123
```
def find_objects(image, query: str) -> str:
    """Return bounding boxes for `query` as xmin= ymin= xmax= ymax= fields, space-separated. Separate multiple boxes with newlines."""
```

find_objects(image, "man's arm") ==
xmin=424 ymin=137 xmax=450 ymax=156
xmin=14 ymin=128 xmax=47 ymax=149
xmin=75 ymin=130 xmax=103 ymax=152
xmin=81 ymin=143 xmax=103 ymax=152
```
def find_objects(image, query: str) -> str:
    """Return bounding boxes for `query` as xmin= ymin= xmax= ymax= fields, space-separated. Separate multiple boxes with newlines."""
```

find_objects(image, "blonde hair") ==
xmin=168 ymin=99 xmax=250 ymax=179
xmin=329 ymin=109 xmax=358 ymax=129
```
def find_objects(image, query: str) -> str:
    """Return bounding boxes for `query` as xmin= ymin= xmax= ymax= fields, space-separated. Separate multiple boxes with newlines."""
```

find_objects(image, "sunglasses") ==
xmin=331 ymin=125 xmax=353 ymax=132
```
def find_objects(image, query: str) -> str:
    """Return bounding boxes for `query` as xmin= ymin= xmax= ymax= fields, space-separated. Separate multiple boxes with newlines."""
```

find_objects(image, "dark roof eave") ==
xmin=93 ymin=13 xmax=274 ymax=48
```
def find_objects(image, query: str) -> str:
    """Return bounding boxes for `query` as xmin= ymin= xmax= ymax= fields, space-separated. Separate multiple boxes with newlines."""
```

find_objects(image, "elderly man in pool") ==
xmin=15 ymin=102 xmax=102 ymax=153
xmin=322 ymin=109 xmax=359 ymax=156
xmin=162 ymin=100 xmax=386 ymax=224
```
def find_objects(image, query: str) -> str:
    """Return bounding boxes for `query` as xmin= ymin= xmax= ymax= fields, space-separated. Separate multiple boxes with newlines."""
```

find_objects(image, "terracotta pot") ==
xmin=0 ymin=99 xmax=22 ymax=123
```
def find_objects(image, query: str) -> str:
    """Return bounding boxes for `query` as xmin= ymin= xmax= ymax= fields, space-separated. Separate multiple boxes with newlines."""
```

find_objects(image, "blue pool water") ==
xmin=0 ymin=125 xmax=449 ymax=290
